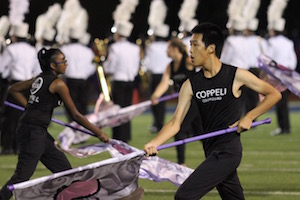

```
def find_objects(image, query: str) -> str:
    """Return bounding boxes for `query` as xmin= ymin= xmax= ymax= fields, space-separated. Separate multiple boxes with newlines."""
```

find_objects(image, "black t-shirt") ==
xmin=19 ymin=71 xmax=62 ymax=128
xmin=190 ymin=63 xmax=242 ymax=157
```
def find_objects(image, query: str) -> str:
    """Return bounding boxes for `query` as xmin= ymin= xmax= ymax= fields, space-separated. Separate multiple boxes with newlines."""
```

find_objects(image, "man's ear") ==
xmin=208 ymin=44 xmax=216 ymax=54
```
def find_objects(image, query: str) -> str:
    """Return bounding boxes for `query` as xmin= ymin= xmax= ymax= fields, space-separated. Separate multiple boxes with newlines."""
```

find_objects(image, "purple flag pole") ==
xmin=4 ymin=101 xmax=95 ymax=136
xmin=157 ymin=118 xmax=271 ymax=151
xmin=158 ymin=93 xmax=179 ymax=103
xmin=4 ymin=93 xmax=179 ymax=137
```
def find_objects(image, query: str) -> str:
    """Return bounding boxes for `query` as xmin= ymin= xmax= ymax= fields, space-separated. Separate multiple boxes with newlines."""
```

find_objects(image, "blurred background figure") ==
xmin=242 ymin=0 xmax=268 ymax=117
xmin=221 ymin=0 xmax=252 ymax=116
xmin=266 ymin=0 xmax=297 ymax=136
xmin=103 ymin=21 xmax=140 ymax=143
xmin=0 ymin=15 xmax=10 ymax=134
xmin=144 ymin=0 xmax=171 ymax=133
xmin=103 ymin=0 xmax=140 ymax=143
xmin=0 ymin=22 xmax=40 ymax=154
xmin=151 ymin=37 xmax=202 ymax=165
xmin=60 ymin=2 xmax=96 ymax=123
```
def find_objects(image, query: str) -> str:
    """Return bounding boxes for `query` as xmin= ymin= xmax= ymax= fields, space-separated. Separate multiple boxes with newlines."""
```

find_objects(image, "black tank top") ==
xmin=19 ymin=71 xmax=62 ymax=128
xmin=170 ymin=55 xmax=196 ymax=92
xmin=190 ymin=63 xmax=242 ymax=156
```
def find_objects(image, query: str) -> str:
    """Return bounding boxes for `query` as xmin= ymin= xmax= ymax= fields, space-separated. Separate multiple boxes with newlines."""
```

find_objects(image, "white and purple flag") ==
xmin=10 ymin=140 xmax=193 ymax=199
xmin=257 ymin=54 xmax=300 ymax=97
xmin=58 ymin=93 xmax=178 ymax=149
xmin=55 ymin=139 xmax=194 ymax=186
xmin=11 ymin=151 xmax=144 ymax=200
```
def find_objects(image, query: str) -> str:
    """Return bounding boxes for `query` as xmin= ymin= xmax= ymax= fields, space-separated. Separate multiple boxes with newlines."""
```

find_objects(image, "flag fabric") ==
xmin=257 ymin=54 xmax=300 ymax=97
xmin=10 ymin=140 xmax=193 ymax=199
xmin=11 ymin=150 xmax=144 ymax=200
xmin=58 ymin=93 xmax=179 ymax=149
xmin=58 ymin=100 xmax=151 ymax=149
xmin=55 ymin=139 xmax=194 ymax=186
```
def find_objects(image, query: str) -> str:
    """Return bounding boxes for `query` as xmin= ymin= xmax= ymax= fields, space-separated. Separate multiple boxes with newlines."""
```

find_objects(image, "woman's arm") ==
xmin=50 ymin=78 xmax=109 ymax=142
xmin=151 ymin=64 xmax=171 ymax=104
xmin=8 ymin=78 xmax=34 ymax=107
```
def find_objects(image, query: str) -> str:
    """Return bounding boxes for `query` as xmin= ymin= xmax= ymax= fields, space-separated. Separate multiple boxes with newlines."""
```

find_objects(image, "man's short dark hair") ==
xmin=191 ymin=22 xmax=224 ymax=58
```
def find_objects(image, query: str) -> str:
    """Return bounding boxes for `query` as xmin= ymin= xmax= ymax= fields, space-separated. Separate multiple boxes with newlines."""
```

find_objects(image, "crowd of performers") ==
xmin=0 ymin=0 xmax=299 ymax=199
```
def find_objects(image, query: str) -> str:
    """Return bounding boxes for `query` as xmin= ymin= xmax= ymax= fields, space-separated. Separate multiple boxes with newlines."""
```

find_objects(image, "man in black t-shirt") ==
xmin=144 ymin=23 xmax=281 ymax=200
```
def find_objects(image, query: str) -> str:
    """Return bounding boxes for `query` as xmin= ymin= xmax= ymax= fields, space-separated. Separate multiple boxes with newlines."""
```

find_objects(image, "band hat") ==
xmin=226 ymin=0 xmax=247 ymax=29
xmin=10 ymin=22 xmax=29 ymax=38
xmin=153 ymin=24 xmax=169 ymax=38
xmin=79 ymin=32 xmax=91 ymax=45
xmin=148 ymin=0 xmax=167 ymax=28
xmin=115 ymin=21 xmax=133 ymax=37
xmin=0 ymin=16 xmax=10 ymax=38
xmin=242 ymin=0 xmax=260 ymax=31
xmin=247 ymin=18 xmax=259 ymax=31
xmin=268 ymin=18 xmax=286 ymax=32
xmin=178 ymin=0 xmax=199 ymax=22
xmin=267 ymin=0 xmax=288 ymax=32
xmin=231 ymin=17 xmax=247 ymax=31
xmin=43 ymin=28 xmax=56 ymax=41
xmin=180 ymin=18 xmax=198 ymax=33
xmin=70 ymin=27 xmax=84 ymax=39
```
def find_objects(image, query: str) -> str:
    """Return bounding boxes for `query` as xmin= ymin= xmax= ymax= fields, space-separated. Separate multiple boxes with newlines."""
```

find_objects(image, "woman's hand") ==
xmin=97 ymin=130 xmax=110 ymax=143
xmin=151 ymin=95 xmax=159 ymax=105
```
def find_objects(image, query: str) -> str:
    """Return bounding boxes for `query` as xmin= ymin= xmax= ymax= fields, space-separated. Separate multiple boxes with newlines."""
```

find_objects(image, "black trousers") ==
xmin=111 ymin=81 xmax=134 ymax=143
xmin=175 ymin=149 xmax=244 ymax=200
xmin=0 ymin=125 xmax=72 ymax=200
xmin=150 ymin=74 xmax=165 ymax=130
xmin=275 ymin=90 xmax=290 ymax=132
xmin=65 ymin=78 xmax=89 ymax=122
xmin=174 ymin=98 xmax=203 ymax=164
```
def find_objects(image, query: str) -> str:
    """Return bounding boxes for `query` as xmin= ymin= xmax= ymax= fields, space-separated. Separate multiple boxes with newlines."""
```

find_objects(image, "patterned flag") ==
xmin=58 ymin=100 xmax=151 ymax=149
xmin=10 ymin=151 xmax=144 ymax=200
xmin=257 ymin=54 xmax=300 ymax=97
xmin=10 ymin=140 xmax=193 ymax=199
xmin=58 ymin=93 xmax=179 ymax=149
xmin=55 ymin=139 xmax=194 ymax=186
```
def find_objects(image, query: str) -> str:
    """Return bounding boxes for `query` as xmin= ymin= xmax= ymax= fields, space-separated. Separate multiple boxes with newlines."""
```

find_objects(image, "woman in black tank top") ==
xmin=0 ymin=48 xmax=110 ymax=200
xmin=151 ymin=38 xmax=202 ymax=165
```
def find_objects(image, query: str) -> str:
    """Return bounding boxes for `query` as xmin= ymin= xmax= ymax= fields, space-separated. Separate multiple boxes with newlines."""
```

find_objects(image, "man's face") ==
xmin=189 ymin=33 xmax=208 ymax=67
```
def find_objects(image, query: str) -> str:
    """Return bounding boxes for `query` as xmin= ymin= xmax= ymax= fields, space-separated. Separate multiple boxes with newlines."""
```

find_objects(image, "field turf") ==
xmin=0 ymin=106 xmax=300 ymax=200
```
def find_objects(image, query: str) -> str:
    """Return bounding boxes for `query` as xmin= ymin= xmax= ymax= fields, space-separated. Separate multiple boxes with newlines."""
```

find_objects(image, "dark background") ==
xmin=1 ymin=0 xmax=299 ymax=73
xmin=1 ymin=0 xmax=300 ymax=40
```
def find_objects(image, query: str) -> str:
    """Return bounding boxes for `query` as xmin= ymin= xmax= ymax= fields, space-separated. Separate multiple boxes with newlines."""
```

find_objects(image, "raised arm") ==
xmin=50 ymin=78 xmax=109 ymax=142
xmin=145 ymin=79 xmax=193 ymax=156
xmin=232 ymin=68 xmax=282 ymax=132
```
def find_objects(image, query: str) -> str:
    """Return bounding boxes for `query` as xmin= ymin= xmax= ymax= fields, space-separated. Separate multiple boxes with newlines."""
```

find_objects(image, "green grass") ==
xmin=1 ymin=109 xmax=300 ymax=200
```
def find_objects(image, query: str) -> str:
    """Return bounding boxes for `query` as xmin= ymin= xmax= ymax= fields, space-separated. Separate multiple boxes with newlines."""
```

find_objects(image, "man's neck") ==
xmin=202 ymin=57 xmax=222 ymax=78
